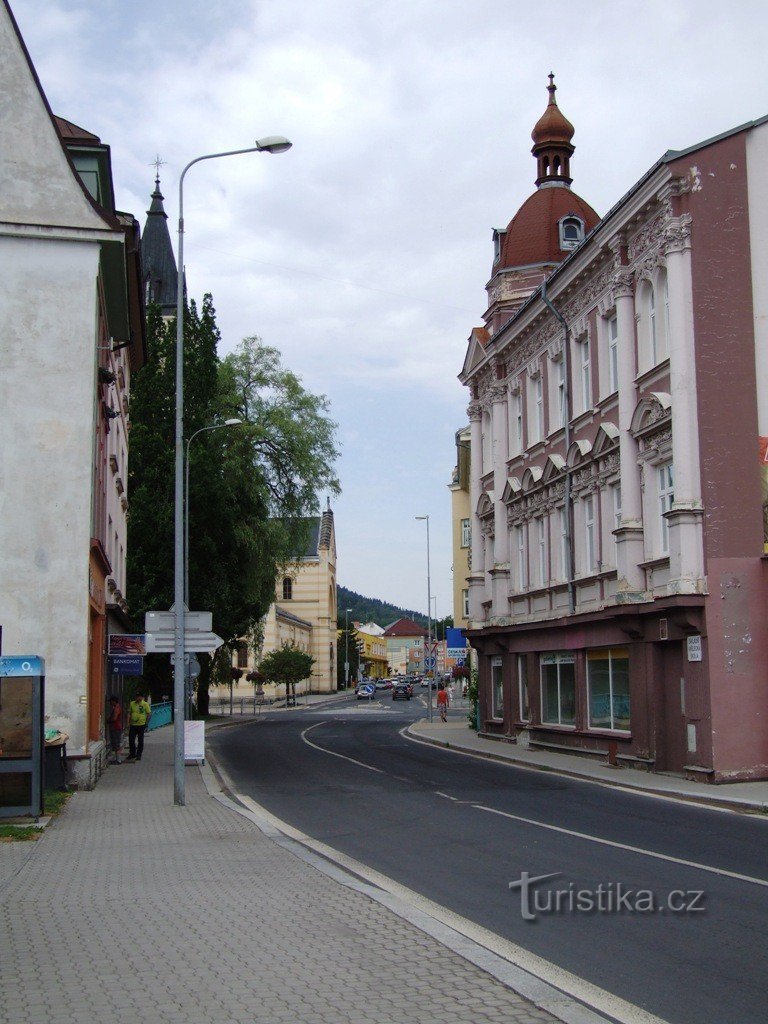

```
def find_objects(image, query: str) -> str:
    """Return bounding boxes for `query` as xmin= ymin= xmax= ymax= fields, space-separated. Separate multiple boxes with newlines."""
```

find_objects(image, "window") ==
xmin=462 ymin=589 xmax=470 ymax=619
xmin=516 ymin=525 xmax=527 ymax=589
xmin=658 ymin=463 xmax=674 ymax=554
xmin=580 ymin=337 xmax=591 ymax=411
xmin=510 ymin=391 xmax=523 ymax=454
xmin=607 ymin=315 xmax=618 ymax=393
xmin=461 ymin=518 xmax=471 ymax=548
xmin=282 ymin=577 xmax=293 ymax=600
xmin=491 ymin=656 xmax=504 ymax=718
xmin=537 ymin=517 xmax=547 ymax=587
xmin=555 ymin=358 xmax=566 ymax=430
xmin=560 ymin=216 xmax=584 ymax=250
xmin=584 ymin=494 xmax=596 ymax=573
xmin=612 ymin=484 xmax=622 ymax=562
xmin=559 ymin=507 xmax=569 ymax=581
xmin=587 ymin=648 xmax=630 ymax=731
xmin=236 ymin=642 xmax=249 ymax=669
xmin=518 ymin=654 xmax=529 ymax=722
xmin=540 ymin=652 xmax=576 ymax=726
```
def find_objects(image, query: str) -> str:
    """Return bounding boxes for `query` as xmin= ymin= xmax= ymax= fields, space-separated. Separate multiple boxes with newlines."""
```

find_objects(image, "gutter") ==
xmin=540 ymin=278 xmax=575 ymax=615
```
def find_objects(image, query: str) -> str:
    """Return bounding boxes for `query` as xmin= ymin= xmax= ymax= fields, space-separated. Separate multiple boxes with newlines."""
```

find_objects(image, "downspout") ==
xmin=541 ymin=279 xmax=575 ymax=615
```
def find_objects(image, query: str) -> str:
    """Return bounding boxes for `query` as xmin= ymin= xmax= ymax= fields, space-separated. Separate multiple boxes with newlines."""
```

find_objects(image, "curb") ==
xmin=404 ymin=726 xmax=768 ymax=816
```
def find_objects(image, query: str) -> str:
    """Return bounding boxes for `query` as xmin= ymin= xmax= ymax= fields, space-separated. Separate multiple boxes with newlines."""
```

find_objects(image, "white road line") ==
xmin=435 ymin=791 xmax=459 ymax=801
xmin=474 ymin=804 xmax=768 ymax=889
xmin=300 ymin=721 xmax=385 ymax=773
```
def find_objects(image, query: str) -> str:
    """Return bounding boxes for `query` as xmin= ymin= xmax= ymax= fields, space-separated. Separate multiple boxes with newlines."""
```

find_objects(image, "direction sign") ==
xmin=145 ymin=610 xmax=213 ymax=633
xmin=145 ymin=631 xmax=224 ymax=655
xmin=425 ymin=656 xmax=436 ymax=670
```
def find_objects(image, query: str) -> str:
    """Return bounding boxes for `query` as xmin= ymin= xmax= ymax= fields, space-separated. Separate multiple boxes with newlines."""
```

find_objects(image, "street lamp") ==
xmin=415 ymin=515 xmax=433 ymax=722
xmin=172 ymin=136 xmax=292 ymax=806
xmin=344 ymin=607 xmax=352 ymax=690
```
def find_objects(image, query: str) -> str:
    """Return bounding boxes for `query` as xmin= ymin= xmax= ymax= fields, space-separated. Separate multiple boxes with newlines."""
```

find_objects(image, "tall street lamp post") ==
xmin=344 ymin=607 xmax=352 ymax=690
xmin=415 ymin=515 xmax=433 ymax=722
xmin=173 ymin=136 xmax=291 ymax=807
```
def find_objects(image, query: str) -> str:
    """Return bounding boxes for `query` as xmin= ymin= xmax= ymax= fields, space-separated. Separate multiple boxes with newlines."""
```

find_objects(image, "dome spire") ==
xmin=531 ymin=72 xmax=575 ymax=188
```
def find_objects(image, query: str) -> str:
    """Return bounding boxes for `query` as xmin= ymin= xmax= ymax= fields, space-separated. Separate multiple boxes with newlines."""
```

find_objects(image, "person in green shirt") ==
xmin=126 ymin=693 xmax=152 ymax=762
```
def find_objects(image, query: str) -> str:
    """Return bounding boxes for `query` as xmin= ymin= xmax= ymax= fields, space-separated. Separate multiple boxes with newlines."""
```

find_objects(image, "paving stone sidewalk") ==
xmin=0 ymin=727 xmax=556 ymax=1024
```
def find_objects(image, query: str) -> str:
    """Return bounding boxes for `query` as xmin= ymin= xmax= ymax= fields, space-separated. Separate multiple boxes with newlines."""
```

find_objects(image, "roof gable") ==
xmin=382 ymin=617 xmax=427 ymax=638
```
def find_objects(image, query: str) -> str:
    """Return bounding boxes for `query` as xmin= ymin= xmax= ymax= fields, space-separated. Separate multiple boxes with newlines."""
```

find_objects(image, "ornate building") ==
xmin=459 ymin=76 xmax=768 ymax=782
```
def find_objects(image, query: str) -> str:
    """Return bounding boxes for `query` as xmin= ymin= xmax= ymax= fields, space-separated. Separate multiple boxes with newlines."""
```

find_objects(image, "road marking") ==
xmin=300 ymin=721 xmax=385 ymax=773
xmin=473 ymin=804 xmax=768 ymax=889
xmin=435 ymin=791 xmax=458 ymax=801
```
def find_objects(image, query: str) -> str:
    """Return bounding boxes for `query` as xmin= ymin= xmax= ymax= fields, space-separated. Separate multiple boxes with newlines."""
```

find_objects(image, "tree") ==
xmin=336 ymin=626 xmax=362 ymax=688
xmin=259 ymin=643 xmax=315 ymax=705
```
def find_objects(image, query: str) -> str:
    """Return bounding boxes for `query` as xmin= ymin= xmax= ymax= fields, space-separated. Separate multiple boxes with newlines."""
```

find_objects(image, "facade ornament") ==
xmin=467 ymin=400 xmax=483 ymax=422
xmin=507 ymin=376 xmax=521 ymax=397
xmin=663 ymin=214 xmax=693 ymax=256
xmin=526 ymin=358 xmax=541 ymax=380
xmin=628 ymin=211 xmax=665 ymax=264
xmin=488 ymin=382 xmax=508 ymax=404
xmin=547 ymin=337 xmax=564 ymax=362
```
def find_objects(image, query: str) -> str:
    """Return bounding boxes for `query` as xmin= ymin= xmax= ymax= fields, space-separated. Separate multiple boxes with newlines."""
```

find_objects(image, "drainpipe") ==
xmin=541 ymin=279 xmax=575 ymax=615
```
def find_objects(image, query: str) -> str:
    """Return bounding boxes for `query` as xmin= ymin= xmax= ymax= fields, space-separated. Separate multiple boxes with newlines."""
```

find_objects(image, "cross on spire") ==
xmin=149 ymin=154 xmax=166 ymax=187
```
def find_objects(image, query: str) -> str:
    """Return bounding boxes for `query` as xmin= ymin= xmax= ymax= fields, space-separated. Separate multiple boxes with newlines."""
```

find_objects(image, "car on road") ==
xmin=392 ymin=681 xmax=412 ymax=701
xmin=356 ymin=683 xmax=376 ymax=700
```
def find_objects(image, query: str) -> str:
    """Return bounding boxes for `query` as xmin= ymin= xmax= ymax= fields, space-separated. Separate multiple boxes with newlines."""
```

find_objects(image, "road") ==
xmin=209 ymin=692 xmax=768 ymax=1024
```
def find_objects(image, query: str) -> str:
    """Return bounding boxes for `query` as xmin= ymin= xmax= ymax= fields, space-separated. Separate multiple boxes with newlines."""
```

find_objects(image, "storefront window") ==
xmin=491 ymin=656 xmax=503 ymax=718
xmin=587 ymin=647 xmax=630 ymax=731
xmin=540 ymin=652 xmax=576 ymax=726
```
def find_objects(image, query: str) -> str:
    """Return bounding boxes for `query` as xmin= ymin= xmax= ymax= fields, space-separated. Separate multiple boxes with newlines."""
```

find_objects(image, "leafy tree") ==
xmin=259 ymin=642 xmax=315 ymax=705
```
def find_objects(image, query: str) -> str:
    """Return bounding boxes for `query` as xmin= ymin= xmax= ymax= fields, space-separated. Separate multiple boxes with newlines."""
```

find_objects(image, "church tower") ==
xmin=140 ymin=173 xmax=178 ymax=318
xmin=484 ymin=75 xmax=600 ymax=335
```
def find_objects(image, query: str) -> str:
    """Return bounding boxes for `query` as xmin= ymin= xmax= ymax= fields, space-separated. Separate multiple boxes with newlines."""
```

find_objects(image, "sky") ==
xmin=10 ymin=0 xmax=768 ymax=617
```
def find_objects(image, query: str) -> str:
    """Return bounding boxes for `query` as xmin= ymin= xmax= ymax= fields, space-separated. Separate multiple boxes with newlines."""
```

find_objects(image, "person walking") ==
xmin=436 ymin=683 xmax=449 ymax=723
xmin=126 ymin=692 xmax=152 ymax=762
xmin=106 ymin=696 xmax=123 ymax=764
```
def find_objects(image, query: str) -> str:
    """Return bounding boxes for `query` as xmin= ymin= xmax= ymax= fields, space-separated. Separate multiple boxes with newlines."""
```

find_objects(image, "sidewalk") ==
xmin=0 ymin=726 xmax=557 ymax=1024
xmin=408 ymin=717 xmax=768 ymax=813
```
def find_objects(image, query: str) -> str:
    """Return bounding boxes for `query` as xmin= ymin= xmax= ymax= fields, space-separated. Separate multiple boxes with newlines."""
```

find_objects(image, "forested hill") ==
xmin=337 ymin=586 xmax=427 ymax=629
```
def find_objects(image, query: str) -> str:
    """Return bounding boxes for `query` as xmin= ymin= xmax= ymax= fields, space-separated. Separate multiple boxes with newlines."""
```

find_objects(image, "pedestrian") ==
xmin=106 ymin=696 xmax=123 ymax=764
xmin=126 ymin=692 xmax=152 ymax=762
xmin=437 ymin=683 xmax=449 ymax=723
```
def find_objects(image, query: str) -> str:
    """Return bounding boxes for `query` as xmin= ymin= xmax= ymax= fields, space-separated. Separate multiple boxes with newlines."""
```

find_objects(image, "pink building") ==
xmin=459 ymin=77 xmax=768 ymax=783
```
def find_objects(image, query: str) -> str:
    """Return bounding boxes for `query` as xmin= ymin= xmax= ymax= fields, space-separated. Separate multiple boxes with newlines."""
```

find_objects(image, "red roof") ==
xmin=382 ymin=617 xmax=427 ymax=638
xmin=498 ymin=187 xmax=599 ymax=270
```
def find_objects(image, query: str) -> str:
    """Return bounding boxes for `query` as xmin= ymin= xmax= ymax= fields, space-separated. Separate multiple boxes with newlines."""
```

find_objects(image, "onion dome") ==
xmin=531 ymin=72 xmax=575 ymax=187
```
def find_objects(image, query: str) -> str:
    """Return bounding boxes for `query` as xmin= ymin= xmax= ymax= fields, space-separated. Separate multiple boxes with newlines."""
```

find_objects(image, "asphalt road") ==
xmin=209 ymin=694 xmax=768 ymax=1024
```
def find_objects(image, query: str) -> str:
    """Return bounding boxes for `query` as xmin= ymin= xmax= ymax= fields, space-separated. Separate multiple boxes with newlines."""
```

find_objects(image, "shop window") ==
xmin=491 ymin=656 xmax=503 ymax=718
xmin=540 ymin=652 xmax=576 ymax=726
xmin=587 ymin=647 xmax=630 ymax=731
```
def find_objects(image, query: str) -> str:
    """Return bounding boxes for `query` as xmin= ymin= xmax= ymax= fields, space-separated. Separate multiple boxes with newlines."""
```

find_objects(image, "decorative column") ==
xmin=663 ymin=210 xmax=705 ymax=590
xmin=613 ymin=270 xmax=646 ymax=597
xmin=467 ymin=399 xmax=486 ymax=622
xmin=489 ymin=381 xmax=510 ymax=619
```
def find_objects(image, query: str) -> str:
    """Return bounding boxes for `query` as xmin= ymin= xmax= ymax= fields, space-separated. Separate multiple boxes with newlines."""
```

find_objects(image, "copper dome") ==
xmin=498 ymin=187 xmax=599 ymax=269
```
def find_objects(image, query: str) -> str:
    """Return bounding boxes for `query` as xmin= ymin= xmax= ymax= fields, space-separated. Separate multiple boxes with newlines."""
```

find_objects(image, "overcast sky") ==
xmin=10 ymin=0 xmax=768 ymax=617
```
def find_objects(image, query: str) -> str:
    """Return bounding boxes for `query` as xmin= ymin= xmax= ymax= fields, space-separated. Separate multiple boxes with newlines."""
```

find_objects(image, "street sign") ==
xmin=109 ymin=655 xmax=143 ymax=676
xmin=425 ymin=640 xmax=438 ymax=657
xmin=446 ymin=647 xmax=466 ymax=659
xmin=145 ymin=631 xmax=224 ymax=654
xmin=145 ymin=610 xmax=212 ymax=633
xmin=425 ymin=655 xmax=436 ymax=670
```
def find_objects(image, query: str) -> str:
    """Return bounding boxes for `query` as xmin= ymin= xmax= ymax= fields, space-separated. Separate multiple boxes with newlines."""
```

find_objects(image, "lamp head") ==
xmin=255 ymin=136 xmax=292 ymax=154
xmin=415 ymin=515 xmax=428 ymax=521
xmin=224 ymin=418 xmax=243 ymax=426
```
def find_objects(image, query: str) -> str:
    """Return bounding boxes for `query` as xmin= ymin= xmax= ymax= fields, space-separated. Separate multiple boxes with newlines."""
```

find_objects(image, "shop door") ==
xmin=657 ymin=643 xmax=687 ymax=773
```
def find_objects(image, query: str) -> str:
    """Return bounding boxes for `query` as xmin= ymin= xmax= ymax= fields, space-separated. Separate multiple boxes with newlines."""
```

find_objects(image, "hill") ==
xmin=337 ymin=586 xmax=428 ymax=630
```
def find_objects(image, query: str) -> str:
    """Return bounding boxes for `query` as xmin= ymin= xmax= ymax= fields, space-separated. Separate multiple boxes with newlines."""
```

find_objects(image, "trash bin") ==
xmin=44 ymin=733 xmax=68 ymax=791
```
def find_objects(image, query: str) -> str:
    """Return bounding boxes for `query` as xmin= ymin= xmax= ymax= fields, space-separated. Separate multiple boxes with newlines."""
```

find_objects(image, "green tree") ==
xmin=259 ymin=642 xmax=315 ymax=705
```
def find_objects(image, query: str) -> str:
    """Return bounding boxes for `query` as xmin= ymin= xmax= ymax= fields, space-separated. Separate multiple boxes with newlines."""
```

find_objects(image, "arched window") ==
xmin=282 ymin=577 xmax=293 ymax=600
xmin=559 ymin=217 xmax=584 ymax=251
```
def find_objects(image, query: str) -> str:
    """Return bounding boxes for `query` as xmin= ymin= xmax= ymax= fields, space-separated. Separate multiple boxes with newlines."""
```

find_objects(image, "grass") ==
xmin=0 ymin=824 xmax=40 ymax=842
xmin=43 ymin=789 xmax=71 ymax=816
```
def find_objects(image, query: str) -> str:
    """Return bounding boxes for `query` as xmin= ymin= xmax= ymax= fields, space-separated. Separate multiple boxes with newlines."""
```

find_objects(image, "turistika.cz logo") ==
xmin=508 ymin=872 xmax=706 ymax=922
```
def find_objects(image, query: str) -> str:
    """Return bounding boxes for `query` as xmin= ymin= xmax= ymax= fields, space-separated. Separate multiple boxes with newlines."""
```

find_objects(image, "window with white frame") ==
xmin=461 ymin=518 xmax=471 ymax=548
xmin=553 ymin=357 xmax=566 ymax=430
xmin=587 ymin=647 xmax=630 ymax=731
xmin=579 ymin=336 xmax=591 ymax=412
xmin=516 ymin=524 xmax=527 ymax=589
xmin=530 ymin=374 xmax=544 ymax=442
xmin=518 ymin=654 xmax=529 ymax=721
xmin=491 ymin=656 xmax=504 ymax=718
xmin=559 ymin=507 xmax=569 ymax=581
xmin=607 ymin=314 xmax=619 ymax=393
xmin=536 ymin=517 xmax=547 ymax=587
xmin=658 ymin=463 xmax=674 ymax=555
xmin=584 ymin=494 xmax=596 ymax=573
xmin=462 ymin=589 xmax=469 ymax=619
xmin=540 ymin=652 xmax=576 ymax=726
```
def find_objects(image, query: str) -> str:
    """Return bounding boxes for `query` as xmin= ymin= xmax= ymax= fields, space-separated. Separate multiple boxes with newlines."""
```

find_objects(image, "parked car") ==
xmin=392 ymin=682 xmax=412 ymax=701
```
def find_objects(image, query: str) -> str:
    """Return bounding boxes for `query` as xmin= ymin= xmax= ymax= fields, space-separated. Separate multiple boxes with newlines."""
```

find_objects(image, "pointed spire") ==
xmin=531 ymin=73 xmax=575 ymax=188
xmin=141 ymin=170 xmax=178 ymax=317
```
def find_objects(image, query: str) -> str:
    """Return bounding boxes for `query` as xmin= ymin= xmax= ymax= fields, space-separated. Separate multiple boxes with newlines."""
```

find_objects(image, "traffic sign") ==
xmin=145 ymin=609 xmax=212 ymax=633
xmin=425 ymin=656 xmax=436 ymax=670
xmin=145 ymin=631 xmax=224 ymax=654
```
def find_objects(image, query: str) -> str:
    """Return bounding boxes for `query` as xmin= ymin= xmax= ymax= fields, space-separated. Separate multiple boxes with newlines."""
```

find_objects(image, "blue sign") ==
xmin=445 ymin=627 xmax=466 ymax=650
xmin=109 ymin=655 xmax=143 ymax=676
xmin=0 ymin=655 xmax=45 ymax=676
xmin=425 ymin=656 xmax=436 ymax=670
xmin=360 ymin=684 xmax=375 ymax=696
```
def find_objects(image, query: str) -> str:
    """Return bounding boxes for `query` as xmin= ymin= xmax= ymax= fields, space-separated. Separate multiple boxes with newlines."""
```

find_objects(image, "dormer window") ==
xmin=492 ymin=228 xmax=506 ymax=265
xmin=559 ymin=216 xmax=584 ymax=251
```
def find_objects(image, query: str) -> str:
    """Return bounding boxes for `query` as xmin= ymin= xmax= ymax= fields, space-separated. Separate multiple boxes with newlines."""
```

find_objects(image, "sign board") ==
xmin=424 ymin=640 xmax=438 ymax=658
xmin=184 ymin=720 xmax=205 ymax=763
xmin=108 ymin=634 xmax=146 ymax=656
xmin=446 ymin=647 xmax=467 ymax=659
xmin=687 ymin=635 xmax=703 ymax=662
xmin=359 ymin=684 xmax=375 ymax=697
xmin=425 ymin=656 xmax=436 ymax=670
xmin=109 ymin=655 xmax=143 ymax=676
xmin=445 ymin=628 xmax=466 ymax=650
xmin=145 ymin=631 xmax=223 ymax=654
xmin=145 ymin=610 xmax=213 ymax=633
